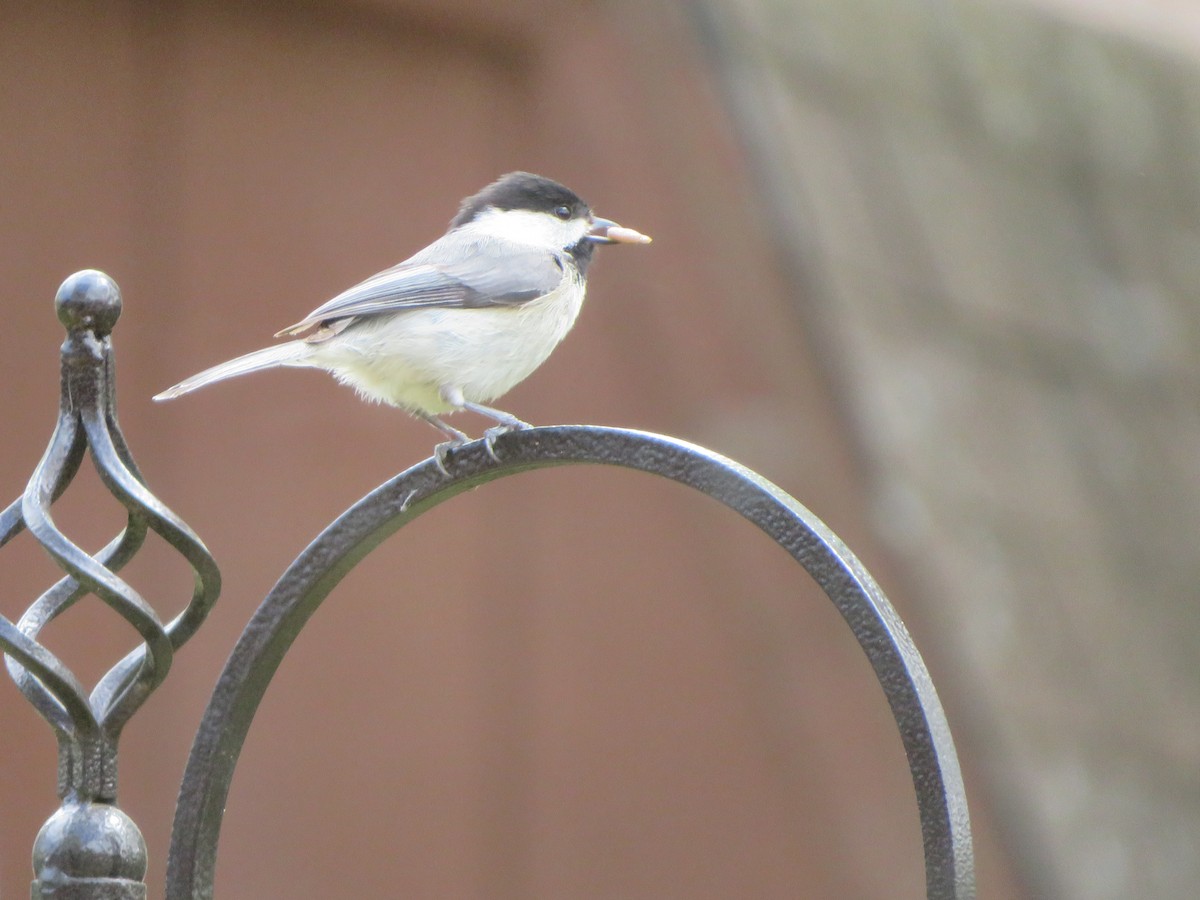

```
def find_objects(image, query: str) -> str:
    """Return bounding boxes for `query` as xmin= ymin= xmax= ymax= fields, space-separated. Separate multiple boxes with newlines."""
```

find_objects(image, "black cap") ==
xmin=450 ymin=172 xmax=591 ymax=229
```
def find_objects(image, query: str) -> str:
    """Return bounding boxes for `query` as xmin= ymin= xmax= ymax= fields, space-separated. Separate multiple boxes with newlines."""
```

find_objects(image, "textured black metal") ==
xmin=0 ymin=271 xmax=221 ymax=899
xmin=166 ymin=426 xmax=974 ymax=899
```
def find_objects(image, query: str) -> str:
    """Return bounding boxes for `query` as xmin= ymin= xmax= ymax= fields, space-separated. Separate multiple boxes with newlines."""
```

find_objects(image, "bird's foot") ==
xmin=432 ymin=438 xmax=467 ymax=476
xmin=482 ymin=419 xmax=531 ymax=462
xmin=418 ymin=411 xmax=471 ymax=476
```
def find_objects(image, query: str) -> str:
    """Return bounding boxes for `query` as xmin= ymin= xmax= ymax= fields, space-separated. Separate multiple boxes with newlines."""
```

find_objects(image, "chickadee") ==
xmin=154 ymin=172 xmax=651 ymax=468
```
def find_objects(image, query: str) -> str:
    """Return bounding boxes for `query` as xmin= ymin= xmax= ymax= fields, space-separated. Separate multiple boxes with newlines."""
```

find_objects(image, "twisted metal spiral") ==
xmin=0 ymin=271 xmax=221 ymax=898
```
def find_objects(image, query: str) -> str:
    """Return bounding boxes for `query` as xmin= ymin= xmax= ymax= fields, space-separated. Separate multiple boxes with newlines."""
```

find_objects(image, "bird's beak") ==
xmin=587 ymin=216 xmax=652 ymax=244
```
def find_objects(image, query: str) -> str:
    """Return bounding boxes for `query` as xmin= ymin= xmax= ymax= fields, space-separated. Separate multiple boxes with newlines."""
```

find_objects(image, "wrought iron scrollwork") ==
xmin=0 ymin=271 xmax=221 ymax=900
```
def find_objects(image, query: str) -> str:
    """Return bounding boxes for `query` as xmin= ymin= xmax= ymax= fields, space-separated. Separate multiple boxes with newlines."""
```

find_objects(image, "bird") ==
xmin=154 ymin=172 xmax=651 ymax=470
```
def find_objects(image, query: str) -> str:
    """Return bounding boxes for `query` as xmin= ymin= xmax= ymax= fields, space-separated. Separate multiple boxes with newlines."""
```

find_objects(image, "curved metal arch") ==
xmin=166 ymin=426 xmax=974 ymax=899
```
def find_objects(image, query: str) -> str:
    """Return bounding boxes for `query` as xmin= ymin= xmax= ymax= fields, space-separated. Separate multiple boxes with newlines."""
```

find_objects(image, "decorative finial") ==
xmin=55 ymin=269 xmax=122 ymax=337
xmin=1 ymin=271 xmax=220 ymax=899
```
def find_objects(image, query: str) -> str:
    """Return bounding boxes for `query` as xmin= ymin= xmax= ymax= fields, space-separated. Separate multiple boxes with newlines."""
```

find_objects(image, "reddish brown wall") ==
xmin=0 ymin=1 xmax=1016 ymax=896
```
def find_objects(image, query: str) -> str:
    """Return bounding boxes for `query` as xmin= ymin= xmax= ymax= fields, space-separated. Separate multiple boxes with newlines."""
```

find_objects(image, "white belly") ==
xmin=305 ymin=279 xmax=586 ymax=415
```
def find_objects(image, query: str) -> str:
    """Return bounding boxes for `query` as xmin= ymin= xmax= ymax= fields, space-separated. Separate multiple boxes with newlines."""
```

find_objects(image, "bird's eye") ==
xmin=553 ymin=205 xmax=572 ymax=220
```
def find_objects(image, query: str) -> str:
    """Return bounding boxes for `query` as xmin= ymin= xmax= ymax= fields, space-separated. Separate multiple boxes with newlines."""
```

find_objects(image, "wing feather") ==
xmin=276 ymin=240 xmax=565 ymax=338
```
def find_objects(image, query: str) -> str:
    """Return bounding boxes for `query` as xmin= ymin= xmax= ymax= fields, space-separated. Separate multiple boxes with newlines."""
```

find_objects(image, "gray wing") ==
xmin=276 ymin=240 xmax=566 ymax=337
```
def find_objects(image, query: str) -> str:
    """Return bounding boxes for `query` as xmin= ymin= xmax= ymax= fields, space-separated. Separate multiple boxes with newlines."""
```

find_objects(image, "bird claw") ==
xmin=433 ymin=439 xmax=465 ymax=476
xmin=483 ymin=421 xmax=530 ymax=462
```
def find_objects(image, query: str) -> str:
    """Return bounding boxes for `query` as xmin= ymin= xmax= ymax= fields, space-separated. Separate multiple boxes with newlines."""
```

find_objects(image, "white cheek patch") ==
xmin=465 ymin=207 xmax=589 ymax=247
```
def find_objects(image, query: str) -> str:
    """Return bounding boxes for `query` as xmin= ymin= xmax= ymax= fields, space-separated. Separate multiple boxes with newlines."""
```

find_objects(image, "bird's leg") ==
xmin=438 ymin=385 xmax=531 ymax=462
xmin=465 ymin=403 xmax=532 ymax=462
xmin=418 ymin=411 xmax=471 ymax=476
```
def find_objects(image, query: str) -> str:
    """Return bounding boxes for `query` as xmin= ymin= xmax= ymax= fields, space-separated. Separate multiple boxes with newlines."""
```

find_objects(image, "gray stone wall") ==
xmin=697 ymin=1 xmax=1200 ymax=897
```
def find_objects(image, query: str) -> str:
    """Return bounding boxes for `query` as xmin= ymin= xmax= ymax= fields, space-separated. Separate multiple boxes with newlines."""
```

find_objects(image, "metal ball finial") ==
xmin=32 ymin=801 xmax=147 ymax=883
xmin=55 ymin=269 xmax=122 ymax=336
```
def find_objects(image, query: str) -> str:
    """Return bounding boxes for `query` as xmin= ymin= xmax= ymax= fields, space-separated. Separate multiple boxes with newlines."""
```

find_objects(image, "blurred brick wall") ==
xmin=697 ymin=1 xmax=1200 ymax=897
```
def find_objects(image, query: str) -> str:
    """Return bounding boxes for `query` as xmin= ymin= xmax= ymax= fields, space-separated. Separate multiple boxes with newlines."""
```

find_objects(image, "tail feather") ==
xmin=153 ymin=342 xmax=310 ymax=401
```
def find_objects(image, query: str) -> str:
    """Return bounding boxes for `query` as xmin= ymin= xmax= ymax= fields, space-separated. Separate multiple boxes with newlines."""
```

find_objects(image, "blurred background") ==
xmin=1 ymin=0 xmax=1197 ymax=897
